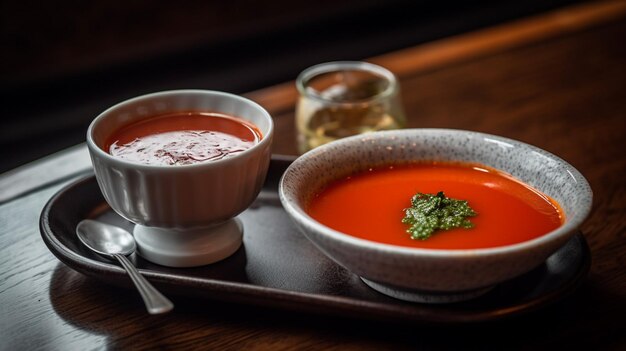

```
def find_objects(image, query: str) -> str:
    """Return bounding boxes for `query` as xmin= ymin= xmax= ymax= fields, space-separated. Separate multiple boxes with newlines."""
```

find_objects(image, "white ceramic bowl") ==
xmin=87 ymin=90 xmax=274 ymax=267
xmin=88 ymin=90 xmax=273 ymax=229
xmin=279 ymin=129 xmax=592 ymax=303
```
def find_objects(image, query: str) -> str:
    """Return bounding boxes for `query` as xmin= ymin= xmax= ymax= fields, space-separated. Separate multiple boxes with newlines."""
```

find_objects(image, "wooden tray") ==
xmin=39 ymin=156 xmax=590 ymax=323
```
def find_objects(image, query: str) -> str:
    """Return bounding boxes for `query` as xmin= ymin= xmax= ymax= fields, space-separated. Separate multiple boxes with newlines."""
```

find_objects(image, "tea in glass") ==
xmin=295 ymin=61 xmax=406 ymax=153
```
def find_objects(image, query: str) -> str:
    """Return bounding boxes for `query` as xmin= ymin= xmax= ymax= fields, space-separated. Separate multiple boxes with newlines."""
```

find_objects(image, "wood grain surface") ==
xmin=1 ymin=2 xmax=626 ymax=350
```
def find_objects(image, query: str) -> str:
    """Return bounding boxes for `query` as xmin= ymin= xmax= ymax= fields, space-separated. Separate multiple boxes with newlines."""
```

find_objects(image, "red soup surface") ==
xmin=307 ymin=162 xmax=564 ymax=249
xmin=105 ymin=111 xmax=262 ymax=166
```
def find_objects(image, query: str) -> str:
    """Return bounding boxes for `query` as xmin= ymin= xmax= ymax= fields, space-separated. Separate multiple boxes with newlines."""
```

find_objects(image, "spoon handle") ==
xmin=113 ymin=253 xmax=174 ymax=314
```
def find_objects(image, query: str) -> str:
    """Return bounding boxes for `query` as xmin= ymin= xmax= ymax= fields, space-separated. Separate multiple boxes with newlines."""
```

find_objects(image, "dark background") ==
xmin=1 ymin=0 xmax=583 ymax=173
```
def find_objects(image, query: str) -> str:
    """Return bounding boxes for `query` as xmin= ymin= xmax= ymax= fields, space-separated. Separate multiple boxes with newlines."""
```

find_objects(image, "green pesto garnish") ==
xmin=402 ymin=191 xmax=477 ymax=240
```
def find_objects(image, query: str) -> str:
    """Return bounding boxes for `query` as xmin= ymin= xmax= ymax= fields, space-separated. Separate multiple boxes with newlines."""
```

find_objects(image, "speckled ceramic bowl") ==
xmin=278 ymin=129 xmax=592 ymax=303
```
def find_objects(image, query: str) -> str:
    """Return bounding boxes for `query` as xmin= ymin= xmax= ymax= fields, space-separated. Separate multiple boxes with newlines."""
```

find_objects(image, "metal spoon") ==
xmin=76 ymin=219 xmax=174 ymax=314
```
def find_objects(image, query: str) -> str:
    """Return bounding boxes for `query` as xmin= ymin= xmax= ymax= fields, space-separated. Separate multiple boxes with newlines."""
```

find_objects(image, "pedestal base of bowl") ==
xmin=133 ymin=217 xmax=243 ymax=267
xmin=361 ymin=278 xmax=493 ymax=304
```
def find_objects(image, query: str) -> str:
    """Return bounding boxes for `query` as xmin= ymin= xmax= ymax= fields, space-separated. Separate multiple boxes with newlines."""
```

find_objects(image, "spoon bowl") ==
xmin=76 ymin=219 xmax=174 ymax=314
xmin=77 ymin=220 xmax=136 ymax=256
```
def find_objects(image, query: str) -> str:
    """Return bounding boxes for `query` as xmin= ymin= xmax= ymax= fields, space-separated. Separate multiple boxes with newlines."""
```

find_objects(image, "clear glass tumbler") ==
xmin=295 ymin=61 xmax=406 ymax=153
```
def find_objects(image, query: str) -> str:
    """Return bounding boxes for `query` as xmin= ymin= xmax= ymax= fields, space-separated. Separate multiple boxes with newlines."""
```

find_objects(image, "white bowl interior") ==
xmin=90 ymin=90 xmax=273 ymax=152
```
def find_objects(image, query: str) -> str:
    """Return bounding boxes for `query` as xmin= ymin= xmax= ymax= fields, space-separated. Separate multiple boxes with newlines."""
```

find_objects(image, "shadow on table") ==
xmin=47 ymin=262 xmax=625 ymax=349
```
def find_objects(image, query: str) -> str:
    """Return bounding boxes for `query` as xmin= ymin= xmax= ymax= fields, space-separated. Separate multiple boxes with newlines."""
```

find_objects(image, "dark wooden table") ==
xmin=2 ymin=2 xmax=625 ymax=349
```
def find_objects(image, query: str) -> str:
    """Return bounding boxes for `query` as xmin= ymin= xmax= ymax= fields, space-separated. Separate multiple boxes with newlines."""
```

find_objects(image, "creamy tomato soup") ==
xmin=307 ymin=162 xmax=563 ymax=249
xmin=105 ymin=111 xmax=261 ymax=166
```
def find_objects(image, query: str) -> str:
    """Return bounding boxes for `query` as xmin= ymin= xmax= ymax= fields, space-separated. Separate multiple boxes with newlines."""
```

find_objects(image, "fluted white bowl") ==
xmin=87 ymin=90 xmax=273 ymax=230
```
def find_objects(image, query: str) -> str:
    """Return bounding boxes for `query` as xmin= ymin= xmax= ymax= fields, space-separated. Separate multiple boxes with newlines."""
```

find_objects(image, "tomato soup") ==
xmin=105 ymin=111 xmax=262 ymax=166
xmin=307 ymin=162 xmax=563 ymax=249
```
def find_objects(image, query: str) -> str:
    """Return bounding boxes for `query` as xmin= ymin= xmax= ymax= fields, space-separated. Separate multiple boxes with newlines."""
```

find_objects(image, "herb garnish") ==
xmin=402 ymin=191 xmax=477 ymax=240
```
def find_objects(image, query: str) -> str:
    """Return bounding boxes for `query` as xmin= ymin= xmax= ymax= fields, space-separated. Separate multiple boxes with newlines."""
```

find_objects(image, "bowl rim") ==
xmin=295 ymin=61 xmax=399 ymax=106
xmin=278 ymin=128 xmax=593 ymax=257
xmin=86 ymin=89 xmax=274 ymax=171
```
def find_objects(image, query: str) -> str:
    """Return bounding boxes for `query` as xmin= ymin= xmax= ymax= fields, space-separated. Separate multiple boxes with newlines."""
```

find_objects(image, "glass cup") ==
xmin=295 ymin=61 xmax=406 ymax=153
